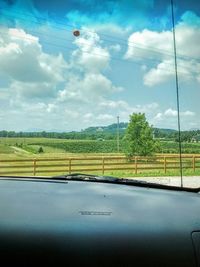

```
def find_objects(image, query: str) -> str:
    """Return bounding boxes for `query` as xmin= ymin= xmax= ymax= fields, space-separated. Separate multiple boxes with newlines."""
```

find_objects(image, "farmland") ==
xmin=1 ymin=137 xmax=200 ymax=155
xmin=0 ymin=137 xmax=200 ymax=177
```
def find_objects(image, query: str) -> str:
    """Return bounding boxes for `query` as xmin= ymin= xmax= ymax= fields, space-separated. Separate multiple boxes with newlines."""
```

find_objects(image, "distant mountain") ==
xmin=82 ymin=124 xmax=177 ymax=135
xmin=0 ymin=122 xmax=190 ymax=140
xmin=83 ymin=122 xmax=128 ymax=134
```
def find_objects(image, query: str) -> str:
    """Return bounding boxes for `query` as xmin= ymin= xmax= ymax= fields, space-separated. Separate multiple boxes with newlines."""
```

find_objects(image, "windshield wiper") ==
xmin=52 ymin=173 xmax=198 ymax=193
xmin=53 ymin=173 xmax=120 ymax=182
xmin=0 ymin=174 xmax=198 ymax=192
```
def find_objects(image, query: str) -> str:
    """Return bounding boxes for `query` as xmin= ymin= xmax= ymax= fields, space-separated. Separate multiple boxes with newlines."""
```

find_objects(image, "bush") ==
xmin=38 ymin=146 xmax=44 ymax=153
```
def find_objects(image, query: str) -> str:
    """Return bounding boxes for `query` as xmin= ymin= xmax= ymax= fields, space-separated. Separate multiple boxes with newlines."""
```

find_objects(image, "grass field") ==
xmin=1 ymin=137 xmax=200 ymax=154
xmin=0 ymin=137 xmax=200 ymax=177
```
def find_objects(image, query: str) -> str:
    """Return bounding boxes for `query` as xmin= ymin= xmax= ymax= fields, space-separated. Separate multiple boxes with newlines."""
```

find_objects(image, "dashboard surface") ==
xmin=0 ymin=177 xmax=199 ymax=266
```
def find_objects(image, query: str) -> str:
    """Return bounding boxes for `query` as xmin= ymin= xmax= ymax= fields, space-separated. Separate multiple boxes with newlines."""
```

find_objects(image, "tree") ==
xmin=38 ymin=146 xmax=44 ymax=153
xmin=124 ymin=113 xmax=159 ymax=157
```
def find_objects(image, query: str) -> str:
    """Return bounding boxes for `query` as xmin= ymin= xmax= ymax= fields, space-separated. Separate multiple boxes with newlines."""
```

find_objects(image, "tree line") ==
xmin=0 ymin=129 xmax=199 ymax=141
xmin=0 ymin=119 xmax=199 ymax=143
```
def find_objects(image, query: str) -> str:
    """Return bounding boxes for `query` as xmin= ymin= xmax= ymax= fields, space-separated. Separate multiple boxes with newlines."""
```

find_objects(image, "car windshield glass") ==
xmin=0 ymin=0 xmax=199 ymax=188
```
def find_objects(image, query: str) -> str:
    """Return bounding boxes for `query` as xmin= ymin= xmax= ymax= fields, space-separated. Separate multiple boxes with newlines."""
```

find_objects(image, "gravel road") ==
xmin=129 ymin=176 xmax=200 ymax=188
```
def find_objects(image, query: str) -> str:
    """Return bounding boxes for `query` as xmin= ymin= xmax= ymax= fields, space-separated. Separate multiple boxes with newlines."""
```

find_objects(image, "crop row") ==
xmin=29 ymin=140 xmax=200 ymax=154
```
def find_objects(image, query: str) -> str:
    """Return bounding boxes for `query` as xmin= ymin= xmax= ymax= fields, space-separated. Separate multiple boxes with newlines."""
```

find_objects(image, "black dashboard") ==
xmin=0 ymin=177 xmax=200 ymax=266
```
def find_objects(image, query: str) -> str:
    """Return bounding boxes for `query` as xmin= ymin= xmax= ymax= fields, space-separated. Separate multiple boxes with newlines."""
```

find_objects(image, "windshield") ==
xmin=0 ymin=0 xmax=199 ymax=188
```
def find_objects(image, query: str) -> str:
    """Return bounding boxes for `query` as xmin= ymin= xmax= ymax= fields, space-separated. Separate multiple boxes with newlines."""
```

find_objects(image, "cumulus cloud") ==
xmin=96 ymin=114 xmax=114 ymax=121
xmin=0 ymin=26 xmax=128 ymax=130
xmin=125 ymin=11 xmax=200 ymax=86
xmin=0 ymin=28 xmax=67 ymax=84
xmin=0 ymin=27 xmax=69 ymax=104
xmin=58 ymin=72 xmax=123 ymax=104
xmin=99 ymin=100 xmax=158 ymax=113
xmin=58 ymin=30 xmax=123 ymax=105
xmin=164 ymin=108 xmax=178 ymax=117
xmin=83 ymin=113 xmax=94 ymax=120
xmin=154 ymin=108 xmax=195 ymax=122
xmin=152 ymin=108 xmax=196 ymax=129
xmin=71 ymin=29 xmax=110 ymax=73
xmin=10 ymin=81 xmax=57 ymax=99
xmin=98 ymin=100 xmax=160 ymax=124
xmin=99 ymin=100 xmax=129 ymax=109
xmin=125 ymin=29 xmax=172 ymax=61
xmin=1 ymin=20 xmax=197 ymax=131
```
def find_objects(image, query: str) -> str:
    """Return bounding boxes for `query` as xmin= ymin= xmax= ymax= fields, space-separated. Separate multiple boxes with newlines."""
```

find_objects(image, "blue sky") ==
xmin=0 ymin=0 xmax=200 ymax=131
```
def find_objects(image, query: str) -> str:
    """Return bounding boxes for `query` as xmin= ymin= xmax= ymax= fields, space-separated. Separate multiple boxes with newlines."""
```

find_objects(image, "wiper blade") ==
xmin=53 ymin=173 xmax=120 ymax=182
xmin=0 ymin=174 xmax=198 ymax=192
xmin=52 ymin=173 xmax=198 ymax=192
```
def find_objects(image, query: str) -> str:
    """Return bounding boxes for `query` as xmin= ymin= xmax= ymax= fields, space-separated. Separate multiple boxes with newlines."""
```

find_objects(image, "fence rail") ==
xmin=0 ymin=155 xmax=200 ymax=176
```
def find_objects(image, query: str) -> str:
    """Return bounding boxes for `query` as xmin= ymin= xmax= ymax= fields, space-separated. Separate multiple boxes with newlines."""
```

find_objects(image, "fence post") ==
xmin=164 ymin=156 xmax=167 ymax=174
xmin=102 ymin=157 xmax=105 ymax=175
xmin=33 ymin=158 xmax=36 ymax=176
xmin=69 ymin=158 xmax=72 ymax=174
xmin=193 ymin=156 xmax=196 ymax=172
xmin=135 ymin=156 xmax=138 ymax=174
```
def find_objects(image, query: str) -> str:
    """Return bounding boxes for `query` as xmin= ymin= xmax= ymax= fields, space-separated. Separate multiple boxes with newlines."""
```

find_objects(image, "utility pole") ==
xmin=117 ymin=116 xmax=120 ymax=153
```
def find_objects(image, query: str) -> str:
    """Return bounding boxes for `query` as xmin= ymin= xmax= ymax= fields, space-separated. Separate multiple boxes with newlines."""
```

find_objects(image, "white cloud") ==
xmin=64 ymin=109 xmax=79 ymax=119
xmin=181 ymin=110 xmax=195 ymax=116
xmin=83 ymin=113 xmax=94 ymax=120
xmin=154 ymin=108 xmax=195 ymax=122
xmin=109 ymin=44 xmax=121 ymax=53
xmin=96 ymin=114 xmax=114 ymax=121
xmin=58 ymin=72 xmax=123 ymax=104
xmin=154 ymin=112 xmax=163 ymax=121
xmin=98 ymin=100 xmax=160 ymax=125
xmin=152 ymin=108 xmax=196 ymax=129
xmin=164 ymin=108 xmax=177 ymax=117
xmin=94 ymin=24 xmax=132 ymax=37
xmin=125 ymin=29 xmax=172 ymax=61
xmin=3 ymin=24 xmax=197 ymax=132
xmin=71 ymin=29 xmax=110 ymax=73
xmin=125 ymin=12 xmax=200 ymax=86
xmin=143 ymin=60 xmax=174 ymax=86
xmin=10 ymin=81 xmax=57 ymax=99
xmin=0 ymin=28 xmax=67 ymax=84
xmin=99 ymin=100 xmax=158 ymax=113
xmin=46 ymin=103 xmax=57 ymax=113
xmin=99 ymin=100 xmax=129 ymax=109
xmin=164 ymin=108 xmax=195 ymax=117
xmin=9 ymin=28 xmax=39 ymax=44
xmin=57 ymin=29 xmax=123 ymax=107
xmin=143 ymin=58 xmax=200 ymax=87
xmin=0 ymin=26 xmax=129 ymax=131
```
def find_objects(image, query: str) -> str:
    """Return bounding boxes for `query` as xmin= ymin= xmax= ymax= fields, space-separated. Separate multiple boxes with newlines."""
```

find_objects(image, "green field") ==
xmin=0 ymin=137 xmax=200 ymax=177
xmin=1 ymin=137 xmax=200 ymax=155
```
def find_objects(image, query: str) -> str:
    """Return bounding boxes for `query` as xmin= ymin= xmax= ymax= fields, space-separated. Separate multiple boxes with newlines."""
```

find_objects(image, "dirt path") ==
xmin=11 ymin=146 xmax=31 ymax=154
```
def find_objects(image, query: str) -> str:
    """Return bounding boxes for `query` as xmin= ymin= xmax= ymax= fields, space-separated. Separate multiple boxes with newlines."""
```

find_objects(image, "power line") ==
xmin=1 ymin=9 xmax=200 ymax=63
xmin=0 ymin=18 xmax=199 ymax=77
xmin=0 ymin=29 xmax=197 ymax=78
xmin=13 ymin=25 xmax=200 ymax=73
xmin=17 ymin=28 xmax=197 ymax=71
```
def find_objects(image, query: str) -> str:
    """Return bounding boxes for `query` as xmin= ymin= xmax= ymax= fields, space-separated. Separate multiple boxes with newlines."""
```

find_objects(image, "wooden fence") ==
xmin=0 ymin=155 xmax=200 ymax=176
